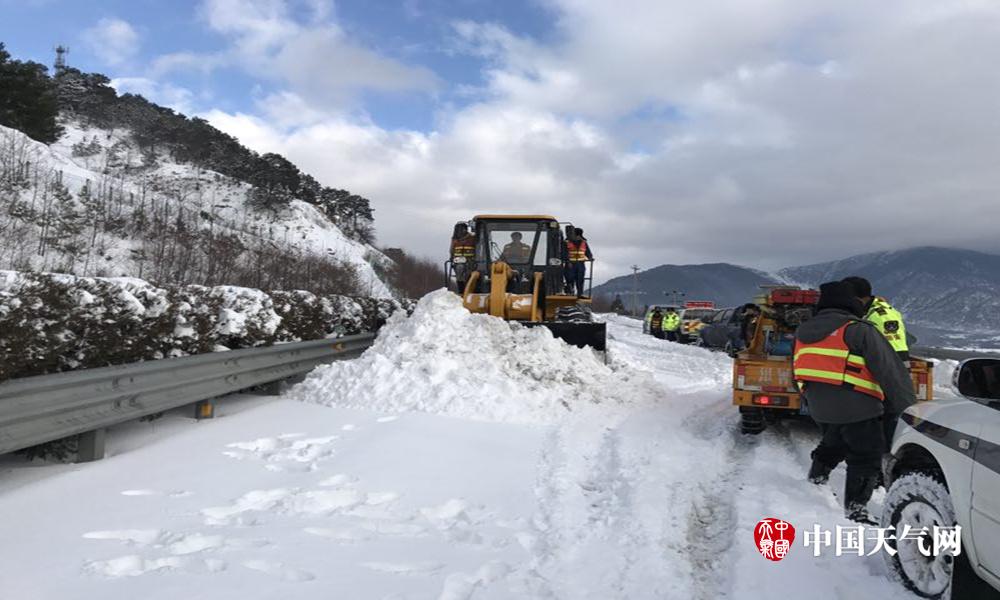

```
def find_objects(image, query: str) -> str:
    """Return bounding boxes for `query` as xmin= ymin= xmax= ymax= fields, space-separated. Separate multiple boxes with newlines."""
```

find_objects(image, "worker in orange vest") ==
xmin=793 ymin=281 xmax=915 ymax=524
xmin=450 ymin=222 xmax=476 ymax=293
xmin=562 ymin=227 xmax=593 ymax=297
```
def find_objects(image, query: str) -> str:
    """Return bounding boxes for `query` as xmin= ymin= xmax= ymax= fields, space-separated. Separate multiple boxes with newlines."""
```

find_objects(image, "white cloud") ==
xmin=82 ymin=17 xmax=140 ymax=66
xmin=153 ymin=0 xmax=437 ymax=111
xmin=110 ymin=77 xmax=196 ymax=114
xmin=205 ymin=0 xmax=1000 ymax=279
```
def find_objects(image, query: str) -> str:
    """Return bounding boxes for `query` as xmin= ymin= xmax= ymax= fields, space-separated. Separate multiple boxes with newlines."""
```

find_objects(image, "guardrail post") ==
xmin=194 ymin=399 xmax=215 ymax=420
xmin=76 ymin=429 xmax=106 ymax=462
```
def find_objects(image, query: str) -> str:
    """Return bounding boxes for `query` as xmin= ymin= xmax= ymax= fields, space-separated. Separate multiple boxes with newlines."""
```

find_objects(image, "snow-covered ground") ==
xmin=0 ymin=292 xmax=950 ymax=599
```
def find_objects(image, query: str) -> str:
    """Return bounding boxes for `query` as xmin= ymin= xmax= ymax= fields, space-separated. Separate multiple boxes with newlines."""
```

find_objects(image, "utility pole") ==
xmin=630 ymin=265 xmax=640 ymax=316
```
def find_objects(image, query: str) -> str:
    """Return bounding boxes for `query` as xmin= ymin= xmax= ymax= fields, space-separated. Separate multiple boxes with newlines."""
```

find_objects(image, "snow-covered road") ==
xmin=0 ymin=295 xmax=934 ymax=599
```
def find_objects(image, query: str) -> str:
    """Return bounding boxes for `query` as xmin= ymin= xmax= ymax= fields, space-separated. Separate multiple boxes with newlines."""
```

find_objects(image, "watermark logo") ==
xmin=754 ymin=518 xmax=796 ymax=561
xmin=803 ymin=524 xmax=962 ymax=558
xmin=754 ymin=518 xmax=962 ymax=560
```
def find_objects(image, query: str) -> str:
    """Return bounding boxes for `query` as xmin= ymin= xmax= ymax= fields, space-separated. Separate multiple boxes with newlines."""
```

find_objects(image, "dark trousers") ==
xmin=664 ymin=330 xmax=679 ymax=342
xmin=652 ymin=329 xmax=664 ymax=339
xmin=453 ymin=264 xmax=470 ymax=293
xmin=811 ymin=418 xmax=886 ymax=480
xmin=566 ymin=261 xmax=587 ymax=296
xmin=566 ymin=262 xmax=586 ymax=296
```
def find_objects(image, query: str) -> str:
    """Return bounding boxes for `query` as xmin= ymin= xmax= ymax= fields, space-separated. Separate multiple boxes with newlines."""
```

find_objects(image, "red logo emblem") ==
xmin=754 ymin=518 xmax=795 ymax=561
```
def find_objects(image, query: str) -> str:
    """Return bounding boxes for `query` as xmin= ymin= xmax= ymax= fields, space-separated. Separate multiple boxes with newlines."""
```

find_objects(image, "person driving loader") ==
xmin=500 ymin=232 xmax=532 ymax=264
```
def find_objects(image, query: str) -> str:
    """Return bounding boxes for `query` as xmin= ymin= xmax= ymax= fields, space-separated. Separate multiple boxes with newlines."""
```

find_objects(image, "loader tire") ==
xmin=555 ymin=305 xmax=592 ymax=323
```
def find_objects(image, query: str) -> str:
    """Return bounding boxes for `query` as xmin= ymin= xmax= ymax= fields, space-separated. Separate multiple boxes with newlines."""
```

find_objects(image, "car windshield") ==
xmin=485 ymin=223 xmax=545 ymax=265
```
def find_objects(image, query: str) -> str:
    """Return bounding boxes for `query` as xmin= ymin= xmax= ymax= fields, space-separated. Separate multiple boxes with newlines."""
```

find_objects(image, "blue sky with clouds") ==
xmin=1 ymin=0 xmax=554 ymax=130
xmin=3 ymin=1 xmax=999 ymax=277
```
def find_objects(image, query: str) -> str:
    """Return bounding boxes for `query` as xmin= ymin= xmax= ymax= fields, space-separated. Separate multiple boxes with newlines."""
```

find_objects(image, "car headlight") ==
xmin=549 ymin=257 xmax=563 ymax=266
xmin=453 ymin=256 xmax=467 ymax=264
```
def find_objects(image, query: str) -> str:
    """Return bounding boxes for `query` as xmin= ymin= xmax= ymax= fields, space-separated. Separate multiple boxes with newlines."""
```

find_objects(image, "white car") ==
xmin=882 ymin=358 xmax=1000 ymax=599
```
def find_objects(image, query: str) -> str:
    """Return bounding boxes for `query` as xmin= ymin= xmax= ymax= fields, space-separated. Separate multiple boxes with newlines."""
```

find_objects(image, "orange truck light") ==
xmin=752 ymin=394 xmax=790 ymax=407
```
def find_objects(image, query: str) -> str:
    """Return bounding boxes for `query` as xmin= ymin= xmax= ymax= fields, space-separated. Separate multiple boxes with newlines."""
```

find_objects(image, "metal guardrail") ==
xmin=0 ymin=334 xmax=376 ymax=458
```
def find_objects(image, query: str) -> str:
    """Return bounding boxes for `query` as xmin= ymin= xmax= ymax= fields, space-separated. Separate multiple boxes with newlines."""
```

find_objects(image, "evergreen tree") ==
xmin=0 ymin=42 xmax=63 ymax=142
xmin=610 ymin=294 xmax=626 ymax=314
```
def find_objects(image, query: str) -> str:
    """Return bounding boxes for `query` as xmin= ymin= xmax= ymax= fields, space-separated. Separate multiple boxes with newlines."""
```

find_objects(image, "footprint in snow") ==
xmin=82 ymin=530 xmax=227 ymax=555
xmin=83 ymin=555 xmax=227 ymax=578
xmin=243 ymin=559 xmax=315 ymax=582
xmin=304 ymin=527 xmax=372 ymax=543
xmin=361 ymin=561 xmax=444 ymax=576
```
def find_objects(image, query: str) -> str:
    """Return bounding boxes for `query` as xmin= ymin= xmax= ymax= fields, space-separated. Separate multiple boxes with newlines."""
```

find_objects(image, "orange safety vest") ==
xmin=792 ymin=321 xmax=885 ymax=401
xmin=451 ymin=235 xmax=476 ymax=258
xmin=566 ymin=239 xmax=588 ymax=262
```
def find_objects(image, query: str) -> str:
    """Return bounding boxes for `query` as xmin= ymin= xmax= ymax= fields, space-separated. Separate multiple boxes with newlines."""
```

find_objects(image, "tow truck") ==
xmin=733 ymin=286 xmax=934 ymax=434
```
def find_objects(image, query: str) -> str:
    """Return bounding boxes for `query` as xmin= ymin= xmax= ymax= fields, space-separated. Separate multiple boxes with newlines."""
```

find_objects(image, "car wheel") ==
xmin=881 ymin=471 xmax=958 ymax=599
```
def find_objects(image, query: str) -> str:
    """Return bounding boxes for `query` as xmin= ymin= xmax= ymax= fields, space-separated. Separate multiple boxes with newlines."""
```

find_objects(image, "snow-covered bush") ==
xmin=0 ymin=271 xmax=413 ymax=381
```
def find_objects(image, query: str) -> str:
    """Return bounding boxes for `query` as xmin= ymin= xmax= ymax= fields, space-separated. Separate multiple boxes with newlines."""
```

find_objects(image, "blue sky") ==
xmin=2 ymin=0 xmax=999 ymax=275
xmin=0 ymin=0 xmax=556 ymax=131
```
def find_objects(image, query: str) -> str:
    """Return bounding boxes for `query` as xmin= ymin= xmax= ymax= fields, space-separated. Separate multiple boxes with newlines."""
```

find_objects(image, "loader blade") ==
xmin=527 ymin=321 xmax=607 ymax=352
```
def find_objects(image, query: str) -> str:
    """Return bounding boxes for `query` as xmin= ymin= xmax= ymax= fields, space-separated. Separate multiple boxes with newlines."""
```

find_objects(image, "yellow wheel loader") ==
xmin=445 ymin=215 xmax=607 ymax=352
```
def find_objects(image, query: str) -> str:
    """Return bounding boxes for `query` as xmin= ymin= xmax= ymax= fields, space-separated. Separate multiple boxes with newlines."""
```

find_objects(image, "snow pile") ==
xmin=291 ymin=290 xmax=663 ymax=423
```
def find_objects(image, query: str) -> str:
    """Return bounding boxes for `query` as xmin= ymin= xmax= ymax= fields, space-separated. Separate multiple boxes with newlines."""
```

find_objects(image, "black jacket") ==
xmin=795 ymin=308 xmax=916 ymax=424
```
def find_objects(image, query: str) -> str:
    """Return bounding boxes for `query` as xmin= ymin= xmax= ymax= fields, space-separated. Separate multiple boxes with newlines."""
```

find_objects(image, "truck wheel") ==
xmin=739 ymin=407 xmax=765 ymax=435
xmin=881 ymin=472 xmax=958 ymax=599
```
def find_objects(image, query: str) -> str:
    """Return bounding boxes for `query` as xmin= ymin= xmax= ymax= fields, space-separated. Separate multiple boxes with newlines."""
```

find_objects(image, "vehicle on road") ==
xmin=697 ymin=306 xmax=746 ymax=353
xmin=882 ymin=357 xmax=1000 ymax=599
xmin=679 ymin=301 xmax=715 ymax=343
xmin=732 ymin=286 xmax=934 ymax=434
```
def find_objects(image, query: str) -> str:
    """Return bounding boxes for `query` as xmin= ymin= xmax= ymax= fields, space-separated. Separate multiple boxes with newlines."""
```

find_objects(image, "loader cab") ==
xmin=466 ymin=215 xmax=569 ymax=297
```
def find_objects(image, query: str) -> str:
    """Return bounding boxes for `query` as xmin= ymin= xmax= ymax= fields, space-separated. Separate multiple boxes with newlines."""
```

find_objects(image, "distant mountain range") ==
xmin=595 ymin=263 xmax=778 ymax=311
xmin=594 ymin=247 xmax=1000 ymax=339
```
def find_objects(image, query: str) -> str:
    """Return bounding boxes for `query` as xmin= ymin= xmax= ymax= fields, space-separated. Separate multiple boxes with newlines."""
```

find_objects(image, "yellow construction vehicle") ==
xmin=445 ymin=215 xmax=606 ymax=351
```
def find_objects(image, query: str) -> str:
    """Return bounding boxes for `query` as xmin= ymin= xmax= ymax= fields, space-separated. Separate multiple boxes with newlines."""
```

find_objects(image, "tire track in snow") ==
xmin=683 ymin=423 xmax=760 ymax=600
xmin=522 ymin=420 xmax=642 ymax=599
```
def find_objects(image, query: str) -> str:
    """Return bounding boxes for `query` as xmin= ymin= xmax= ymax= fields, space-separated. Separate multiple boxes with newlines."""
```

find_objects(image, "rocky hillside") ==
xmin=0 ymin=121 xmax=394 ymax=297
xmin=1 ymin=49 xmax=397 ymax=298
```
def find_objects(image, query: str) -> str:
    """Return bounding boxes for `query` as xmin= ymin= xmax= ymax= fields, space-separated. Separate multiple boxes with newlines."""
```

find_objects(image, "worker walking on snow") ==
xmin=793 ymin=281 xmax=916 ymax=524
xmin=842 ymin=276 xmax=910 ymax=361
xmin=662 ymin=307 xmax=681 ymax=342
xmin=450 ymin=223 xmax=477 ymax=293
xmin=650 ymin=307 xmax=665 ymax=339
xmin=842 ymin=276 xmax=912 ymax=450
xmin=562 ymin=227 xmax=593 ymax=297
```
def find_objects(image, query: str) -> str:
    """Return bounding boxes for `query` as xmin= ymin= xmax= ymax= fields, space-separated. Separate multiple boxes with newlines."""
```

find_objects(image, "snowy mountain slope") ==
xmin=780 ymin=247 xmax=1000 ymax=333
xmin=0 ymin=296 xmax=950 ymax=599
xmin=0 ymin=122 xmax=394 ymax=297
